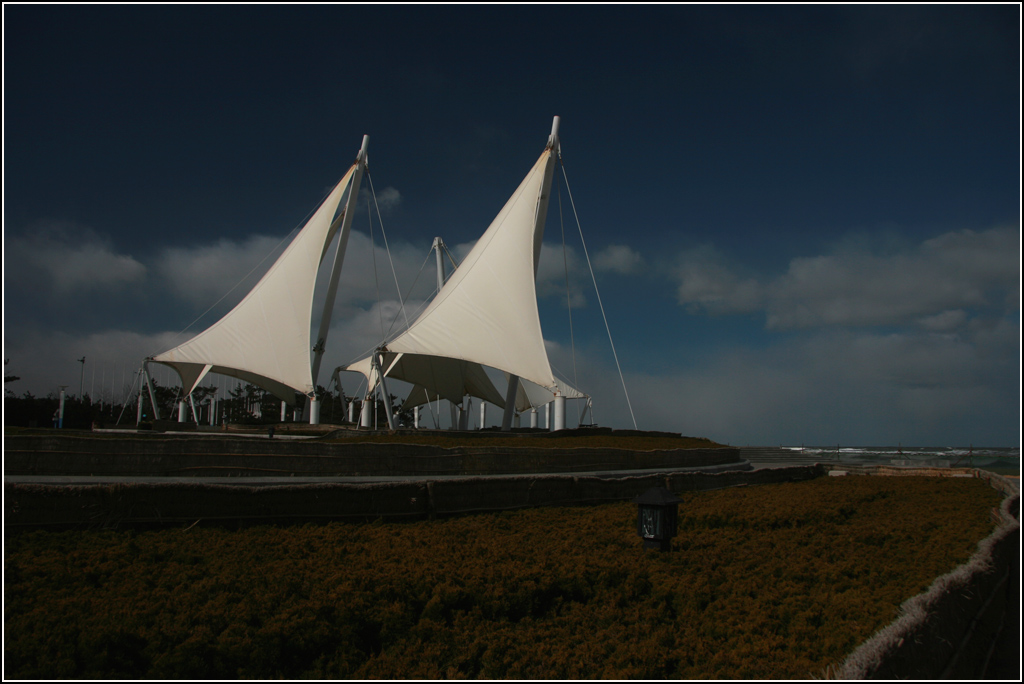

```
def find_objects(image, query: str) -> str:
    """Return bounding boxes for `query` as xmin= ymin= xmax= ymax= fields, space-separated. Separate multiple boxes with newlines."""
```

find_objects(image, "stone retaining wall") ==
xmin=4 ymin=465 xmax=817 ymax=529
xmin=3 ymin=433 xmax=740 ymax=477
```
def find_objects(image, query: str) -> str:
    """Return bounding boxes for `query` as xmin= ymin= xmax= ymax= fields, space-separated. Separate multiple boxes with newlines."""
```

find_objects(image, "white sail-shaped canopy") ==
xmin=340 ymin=353 xmax=506 ymax=411
xmin=382 ymin=143 xmax=560 ymax=391
xmin=151 ymin=139 xmax=368 ymax=403
xmin=385 ymin=353 xmax=506 ymax=409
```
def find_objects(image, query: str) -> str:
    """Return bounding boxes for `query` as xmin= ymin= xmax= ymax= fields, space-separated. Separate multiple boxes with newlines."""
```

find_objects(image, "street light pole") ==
xmin=78 ymin=357 xmax=86 ymax=400
xmin=57 ymin=386 xmax=67 ymax=428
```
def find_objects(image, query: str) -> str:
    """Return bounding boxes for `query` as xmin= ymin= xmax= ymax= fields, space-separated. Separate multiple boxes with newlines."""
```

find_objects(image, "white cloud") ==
xmin=358 ymin=185 xmax=402 ymax=213
xmin=548 ymin=321 xmax=1019 ymax=446
xmin=3 ymin=327 xmax=182 ymax=401
xmin=156 ymin=234 xmax=286 ymax=306
xmin=329 ymin=298 xmax=427 ymax=365
xmin=593 ymin=244 xmax=644 ymax=274
xmin=537 ymin=242 xmax=587 ymax=307
xmin=674 ymin=245 xmax=763 ymax=314
xmin=915 ymin=309 xmax=968 ymax=332
xmin=5 ymin=222 xmax=146 ymax=295
xmin=537 ymin=243 xmax=644 ymax=305
xmin=331 ymin=229 xmax=435 ymax=307
xmin=672 ymin=226 xmax=1019 ymax=330
xmin=375 ymin=187 xmax=402 ymax=212
xmin=766 ymin=226 xmax=1018 ymax=329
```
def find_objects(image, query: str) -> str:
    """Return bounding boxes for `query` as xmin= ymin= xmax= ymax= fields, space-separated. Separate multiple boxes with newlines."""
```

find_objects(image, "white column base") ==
xmin=553 ymin=395 xmax=566 ymax=431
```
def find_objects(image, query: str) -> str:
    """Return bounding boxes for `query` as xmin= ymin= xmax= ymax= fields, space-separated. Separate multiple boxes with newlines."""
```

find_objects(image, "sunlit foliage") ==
xmin=3 ymin=476 xmax=1000 ymax=679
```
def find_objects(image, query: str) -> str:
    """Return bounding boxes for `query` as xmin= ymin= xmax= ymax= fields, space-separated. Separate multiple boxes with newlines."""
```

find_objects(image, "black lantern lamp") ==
xmin=635 ymin=486 xmax=683 ymax=551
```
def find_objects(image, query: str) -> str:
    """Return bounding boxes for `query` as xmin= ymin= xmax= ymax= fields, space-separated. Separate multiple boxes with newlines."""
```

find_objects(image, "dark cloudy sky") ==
xmin=3 ymin=4 xmax=1020 ymax=445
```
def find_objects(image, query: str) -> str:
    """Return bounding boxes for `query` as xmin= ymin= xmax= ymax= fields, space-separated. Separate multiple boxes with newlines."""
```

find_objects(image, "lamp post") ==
xmin=635 ymin=486 xmax=683 ymax=552
xmin=57 ymin=385 xmax=67 ymax=429
xmin=78 ymin=357 xmax=86 ymax=399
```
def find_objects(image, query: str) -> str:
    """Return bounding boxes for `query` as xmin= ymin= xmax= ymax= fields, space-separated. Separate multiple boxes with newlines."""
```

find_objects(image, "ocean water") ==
xmin=783 ymin=445 xmax=1020 ymax=470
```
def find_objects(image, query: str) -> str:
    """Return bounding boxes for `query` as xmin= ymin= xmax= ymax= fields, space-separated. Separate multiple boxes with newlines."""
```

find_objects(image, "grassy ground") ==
xmin=3 ymin=475 xmax=1002 ymax=679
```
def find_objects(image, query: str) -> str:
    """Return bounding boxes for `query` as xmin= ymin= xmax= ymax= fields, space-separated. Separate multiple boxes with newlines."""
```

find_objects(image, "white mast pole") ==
xmin=434 ymin=236 xmax=462 ymax=430
xmin=502 ymin=116 xmax=561 ymax=432
xmin=310 ymin=135 xmax=371 ymax=397
xmin=433 ymin=236 xmax=446 ymax=291
xmin=547 ymin=115 xmax=560 ymax=153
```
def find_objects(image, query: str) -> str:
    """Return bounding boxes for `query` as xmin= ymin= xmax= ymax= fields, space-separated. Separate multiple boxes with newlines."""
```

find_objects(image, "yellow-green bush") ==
xmin=3 ymin=476 xmax=1000 ymax=679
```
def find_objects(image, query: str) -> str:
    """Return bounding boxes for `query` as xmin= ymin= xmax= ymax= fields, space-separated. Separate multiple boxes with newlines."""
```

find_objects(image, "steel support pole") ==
xmin=501 ymin=375 xmax=519 ymax=431
xmin=373 ymin=352 xmax=397 ymax=430
xmin=142 ymin=362 xmax=161 ymax=421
